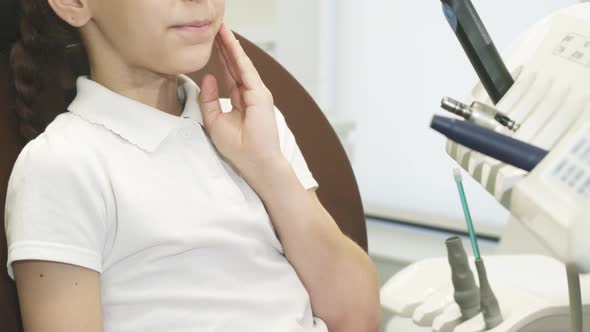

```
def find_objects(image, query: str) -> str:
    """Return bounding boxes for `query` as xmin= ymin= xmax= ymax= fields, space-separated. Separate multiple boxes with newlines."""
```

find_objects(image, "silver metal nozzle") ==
xmin=441 ymin=97 xmax=472 ymax=120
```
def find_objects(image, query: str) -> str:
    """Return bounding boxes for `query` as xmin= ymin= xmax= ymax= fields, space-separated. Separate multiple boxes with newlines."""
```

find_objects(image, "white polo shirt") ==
xmin=5 ymin=75 xmax=328 ymax=332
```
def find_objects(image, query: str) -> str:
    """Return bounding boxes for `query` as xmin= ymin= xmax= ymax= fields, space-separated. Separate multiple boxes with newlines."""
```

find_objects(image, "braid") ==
xmin=10 ymin=0 xmax=89 ymax=143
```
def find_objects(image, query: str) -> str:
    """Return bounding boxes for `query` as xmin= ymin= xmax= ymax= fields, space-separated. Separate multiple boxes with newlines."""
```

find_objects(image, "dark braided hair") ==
xmin=10 ymin=0 xmax=89 ymax=142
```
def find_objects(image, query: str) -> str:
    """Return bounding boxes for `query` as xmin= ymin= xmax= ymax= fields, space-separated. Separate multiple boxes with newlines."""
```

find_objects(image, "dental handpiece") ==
xmin=431 ymin=115 xmax=548 ymax=172
xmin=441 ymin=96 xmax=520 ymax=131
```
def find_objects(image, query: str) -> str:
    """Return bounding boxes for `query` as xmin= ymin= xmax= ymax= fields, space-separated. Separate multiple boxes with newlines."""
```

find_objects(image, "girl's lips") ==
xmin=172 ymin=21 xmax=211 ymax=33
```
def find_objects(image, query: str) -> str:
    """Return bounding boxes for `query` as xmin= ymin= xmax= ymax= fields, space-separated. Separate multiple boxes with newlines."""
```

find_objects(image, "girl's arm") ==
xmin=198 ymin=24 xmax=381 ymax=332
xmin=250 ymin=160 xmax=382 ymax=332
xmin=14 ymin=261 xmax=104 ymax=332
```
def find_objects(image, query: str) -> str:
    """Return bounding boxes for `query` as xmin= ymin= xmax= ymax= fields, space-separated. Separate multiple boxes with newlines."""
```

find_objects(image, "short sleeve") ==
xmin=274 ymin=107 xmax=319 ymax=191
xmin=4 ymin=137 xmax=108 ymax=279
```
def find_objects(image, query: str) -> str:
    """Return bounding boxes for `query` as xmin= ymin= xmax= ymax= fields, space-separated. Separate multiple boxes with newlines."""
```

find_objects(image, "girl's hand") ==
xmin=198 ymin=23 xmax=283 ymax=180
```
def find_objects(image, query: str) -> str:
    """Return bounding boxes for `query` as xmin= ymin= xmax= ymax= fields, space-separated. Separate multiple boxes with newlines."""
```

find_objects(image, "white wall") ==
xmin=225 ymin=1 xmax=328 ymax=109
xmin=225 ymin=0 xmax=275 ymax=27
xmin=335 ymin=1 xmax=577 ymax=235
xmin=275 ymin=1 xmax=323 ymax=108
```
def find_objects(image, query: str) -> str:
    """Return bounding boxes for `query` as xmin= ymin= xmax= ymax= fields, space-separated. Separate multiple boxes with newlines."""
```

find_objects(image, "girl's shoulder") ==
xmin=11 ymin=112 xmax=106 ymax=186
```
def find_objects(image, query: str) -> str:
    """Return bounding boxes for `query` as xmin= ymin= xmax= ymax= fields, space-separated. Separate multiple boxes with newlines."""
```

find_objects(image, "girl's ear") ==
xmin=47 ymin=0 xmax=92 ymax=28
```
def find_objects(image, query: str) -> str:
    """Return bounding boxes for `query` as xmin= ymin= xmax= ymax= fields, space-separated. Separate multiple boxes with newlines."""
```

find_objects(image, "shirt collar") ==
xmin=67 ymin=74 xmax=203 ymax=153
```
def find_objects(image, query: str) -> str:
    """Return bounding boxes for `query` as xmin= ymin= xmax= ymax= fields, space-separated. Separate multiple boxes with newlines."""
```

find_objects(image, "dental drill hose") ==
xmin=567 ymin=265 xmax=583 ymax=332
xmin=475 ymin=258 xmax=503 ymax=329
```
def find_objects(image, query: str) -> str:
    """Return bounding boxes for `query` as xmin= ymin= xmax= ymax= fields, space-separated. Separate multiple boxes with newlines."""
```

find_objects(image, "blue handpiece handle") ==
xmin=431 ymin=115 xmax=548 ymax=172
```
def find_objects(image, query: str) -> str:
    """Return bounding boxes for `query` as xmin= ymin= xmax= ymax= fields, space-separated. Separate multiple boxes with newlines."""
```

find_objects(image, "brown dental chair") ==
xmin=0 ymin=34 xmax=367 ymax=332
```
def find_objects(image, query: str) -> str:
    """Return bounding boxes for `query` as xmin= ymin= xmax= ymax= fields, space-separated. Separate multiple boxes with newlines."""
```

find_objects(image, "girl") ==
xmin=5 ymin=0 xmax=381 ymax=331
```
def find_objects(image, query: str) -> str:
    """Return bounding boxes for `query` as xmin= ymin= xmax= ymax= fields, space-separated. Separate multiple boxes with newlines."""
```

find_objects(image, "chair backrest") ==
xmin=0 ymin=33 xmax=367 ymax=332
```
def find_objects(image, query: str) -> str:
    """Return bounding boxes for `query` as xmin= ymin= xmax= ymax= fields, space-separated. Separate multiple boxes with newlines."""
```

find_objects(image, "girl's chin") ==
xmin=174 ymin=46 xmax=214 ymax=72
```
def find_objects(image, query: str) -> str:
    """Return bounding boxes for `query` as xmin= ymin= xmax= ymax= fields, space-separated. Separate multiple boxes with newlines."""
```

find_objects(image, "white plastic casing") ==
xmin=447 ymin=8 xmax=590 ymax=270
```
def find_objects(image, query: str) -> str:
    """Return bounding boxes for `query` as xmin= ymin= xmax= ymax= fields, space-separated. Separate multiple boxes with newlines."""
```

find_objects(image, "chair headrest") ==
xmin=0 ymin=0 xmax=20 ymax=52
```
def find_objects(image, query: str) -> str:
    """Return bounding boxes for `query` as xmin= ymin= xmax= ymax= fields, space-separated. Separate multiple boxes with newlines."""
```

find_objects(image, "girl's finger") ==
xmin=216 ymin=34 xmax=241 ymax=85
xmin=215 ymin=37 xmax=245 ymax=110
xmin=218 ymin=23 xmax=263 ymax=90
xmin=215 ymin=37 xmax=238 ymax=91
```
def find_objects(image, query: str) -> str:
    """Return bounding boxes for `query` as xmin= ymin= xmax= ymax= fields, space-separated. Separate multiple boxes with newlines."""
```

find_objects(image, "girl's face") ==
xmin=81 ymin=0 xmax=226 ymax=75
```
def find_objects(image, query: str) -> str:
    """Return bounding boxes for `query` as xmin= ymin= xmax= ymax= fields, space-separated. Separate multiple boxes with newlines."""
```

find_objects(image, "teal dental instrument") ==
xmin=453 ymin=168 xmax=481 ymax=259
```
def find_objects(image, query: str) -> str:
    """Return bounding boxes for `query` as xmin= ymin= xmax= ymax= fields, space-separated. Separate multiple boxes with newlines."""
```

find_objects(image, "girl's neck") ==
xmin=90 ymin=66 xmax=183 ymax=118
xmin=82 ymin=27 xmax=183 ymax=118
